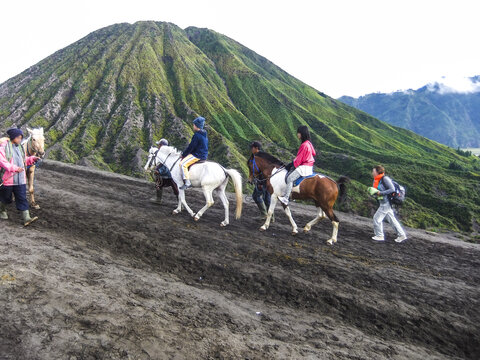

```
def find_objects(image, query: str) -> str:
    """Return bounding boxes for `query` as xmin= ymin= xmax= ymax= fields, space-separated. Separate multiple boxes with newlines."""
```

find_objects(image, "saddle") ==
xmin=292 ymin=173 xmax=324 ymax=187
xmin=187 ymin=159 xmax=206 ymax=170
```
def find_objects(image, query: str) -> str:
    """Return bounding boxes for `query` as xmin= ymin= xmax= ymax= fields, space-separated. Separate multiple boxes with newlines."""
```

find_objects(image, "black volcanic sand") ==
xmin=1 ymin=160 xmax=479 ymax=360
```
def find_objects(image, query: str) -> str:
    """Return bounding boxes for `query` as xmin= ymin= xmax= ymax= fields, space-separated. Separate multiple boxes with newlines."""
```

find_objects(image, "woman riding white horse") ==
xmin=145 ymin=145 xmax=243 ymax=226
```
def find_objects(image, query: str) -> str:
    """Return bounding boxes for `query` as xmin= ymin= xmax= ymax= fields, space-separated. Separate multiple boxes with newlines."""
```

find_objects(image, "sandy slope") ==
xmin=0 ymin=160 xmax=479 ymax=359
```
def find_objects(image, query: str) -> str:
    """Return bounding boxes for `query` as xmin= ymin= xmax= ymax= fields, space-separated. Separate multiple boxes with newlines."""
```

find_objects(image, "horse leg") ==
xmin=27 ymin=166 xmax=40 ymax=209
xmin=260 ymin=195 xmax=278 ymax=231
xmin=194 ymin=186 xmax=214 ymax=221
xmin=283 ymin=205 xmax=299 ymax=235
xmin=217 ymin=181 xmax=229 ymax=227
xmin=324 ymin=207 xmax=340 ymax=245
xmin=175 ymin=189 xmax=195 ymax=217
xmin=172 ymin=188 xmax=183 ymax=214
xmin=304 ymin=207 xmax=326 ymax=233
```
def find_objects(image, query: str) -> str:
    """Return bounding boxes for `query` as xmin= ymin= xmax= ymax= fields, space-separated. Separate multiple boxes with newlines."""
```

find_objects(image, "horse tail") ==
xmin=336 ymin=176 xmax=350 ymax=203
xmin=225 ymin=168 xmax=243 ymax=219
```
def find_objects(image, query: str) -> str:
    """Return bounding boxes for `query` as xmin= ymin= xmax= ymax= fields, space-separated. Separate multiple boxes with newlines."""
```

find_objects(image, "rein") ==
xmin=249 ymin=155 xmax=285 ymax=183
xmin=151 ymin=148 xmax=181 ymax=172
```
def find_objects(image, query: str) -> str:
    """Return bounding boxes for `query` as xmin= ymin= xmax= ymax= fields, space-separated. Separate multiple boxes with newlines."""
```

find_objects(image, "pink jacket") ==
xmin=293 ymin=140 xmax=316 ymax=168
xmin=0 ymin=139 xmax=37 ymax=186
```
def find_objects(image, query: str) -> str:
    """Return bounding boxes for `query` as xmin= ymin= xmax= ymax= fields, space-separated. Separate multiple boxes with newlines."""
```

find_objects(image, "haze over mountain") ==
xmin=0 ymin=21 xmax=479 ymax=232
xmin=339 ymin=76 xmax=480 ymax=148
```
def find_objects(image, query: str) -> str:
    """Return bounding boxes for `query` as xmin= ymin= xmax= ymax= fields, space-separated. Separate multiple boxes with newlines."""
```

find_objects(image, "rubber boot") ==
xmin=257 ymin=202 xmax=275 ymax=222
xmin=150 ymin=188 xmax=163 ymax=205
xmin=21 ymin=210 xmax=38 ymax=226
xmin=0 ymin=202 xmax=8 ymax=220
xmin=256 ymin=202 xmax=268 ymax=219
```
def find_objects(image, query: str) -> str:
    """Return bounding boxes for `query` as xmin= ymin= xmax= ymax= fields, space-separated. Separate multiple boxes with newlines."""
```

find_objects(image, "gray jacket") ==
xmin=377 ymin=175 xmax=395 ymax=205
xmin=12 ymin=144 xmax=26 ymax=185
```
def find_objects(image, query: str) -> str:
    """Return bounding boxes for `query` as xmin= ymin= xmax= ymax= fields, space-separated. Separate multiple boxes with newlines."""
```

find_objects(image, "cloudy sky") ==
xmin=1 ymin=0 xmax=478 ymax=97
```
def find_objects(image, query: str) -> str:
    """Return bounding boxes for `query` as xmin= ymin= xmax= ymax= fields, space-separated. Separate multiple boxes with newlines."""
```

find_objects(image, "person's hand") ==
xmin=16 ymin=168 xmax=24 ymax=173
xmin=33 ymin=156 xmax=40 ymax=162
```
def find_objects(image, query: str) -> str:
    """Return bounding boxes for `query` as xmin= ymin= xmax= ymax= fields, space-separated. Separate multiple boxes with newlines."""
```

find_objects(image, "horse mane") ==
xmin=158 ymin=145 xmax=182 ymax=157
xmin=255 ymin=151 xmax=285 ymax=167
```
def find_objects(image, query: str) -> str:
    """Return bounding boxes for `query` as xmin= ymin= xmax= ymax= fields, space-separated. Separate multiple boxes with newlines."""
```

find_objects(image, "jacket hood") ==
xmin=196 ymin=129 xmax=207 ymax=137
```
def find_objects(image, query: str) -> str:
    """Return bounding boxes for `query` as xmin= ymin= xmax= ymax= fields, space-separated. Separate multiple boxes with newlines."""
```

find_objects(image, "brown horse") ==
xmin=248 ymin=152 xmax=349 ymax=245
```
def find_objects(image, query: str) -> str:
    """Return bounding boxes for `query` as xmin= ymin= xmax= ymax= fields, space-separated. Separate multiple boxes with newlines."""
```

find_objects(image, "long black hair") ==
xmin=297 ymin=125 xmax=311 ymax=143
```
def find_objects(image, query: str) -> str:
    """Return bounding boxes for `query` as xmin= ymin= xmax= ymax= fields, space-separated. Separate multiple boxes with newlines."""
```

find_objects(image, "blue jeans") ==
xmin=252 ymin=184 xmax=271 ymax=209
xmin=0 ymin=185 xmax=29 ymax=211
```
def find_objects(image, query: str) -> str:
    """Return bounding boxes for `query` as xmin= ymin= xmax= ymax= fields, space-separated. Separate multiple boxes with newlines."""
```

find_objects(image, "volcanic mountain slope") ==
xmin=339 ymin=77 xmax=480 ymax=148
xmin=0 ymin=21 xmax=479 ymax=232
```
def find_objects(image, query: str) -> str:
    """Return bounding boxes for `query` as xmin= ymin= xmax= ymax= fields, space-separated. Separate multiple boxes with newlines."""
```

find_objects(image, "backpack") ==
xmin=381 ymin=176 xmax=406 ymax=205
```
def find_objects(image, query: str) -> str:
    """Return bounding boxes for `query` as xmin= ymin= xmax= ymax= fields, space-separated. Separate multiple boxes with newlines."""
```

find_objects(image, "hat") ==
xmin=156 ymin=138 xmax=169 ymax=146
xmin=193 ymin=116 xmax=205 ymax=129
xmin=7 ymin=128 xmax=23 ymax=140
xmin=250 ymin=141 xmax=262 ymax=150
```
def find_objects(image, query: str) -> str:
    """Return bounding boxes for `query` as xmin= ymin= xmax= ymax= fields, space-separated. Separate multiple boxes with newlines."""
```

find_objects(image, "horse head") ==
xmin=247 ymin=154 xmax=262 ymax=184
xmin=144 ymin=146 xmax=159 ymax=171
xmin=247 ymin=152 xmax=284 ymax=184
xmin=26 ymin=127 xmax=45 ymax=158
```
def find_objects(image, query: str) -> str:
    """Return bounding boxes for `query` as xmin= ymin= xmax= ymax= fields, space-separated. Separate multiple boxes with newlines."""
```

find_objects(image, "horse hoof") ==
xmin=292 ymin=231 xmax=298 ymax=236
xmin=326 ymin=238 xmax=334 ymax=245
xmin=194 ymin=216 xmax=200 ymax=222
xmin=172 ymin=210 xmax=180 ymax=215
xmin=259 ymin=226 xmax=267 ymax=232
xmin=303 ymin=227 xmax=311 ymax=233
xmin=32 ymin=204 xmax=40 ymax=210
xmin=220 ymin=221 xmax=228 ymax=227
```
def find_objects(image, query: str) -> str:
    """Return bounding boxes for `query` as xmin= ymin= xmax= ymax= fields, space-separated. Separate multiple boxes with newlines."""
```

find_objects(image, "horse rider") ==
xmin=0 ymin=128 xmax=40 ymax=226
xmin=179 ymin=117 xmax=208 ymax=190
xmin=150 ymin=138 xmax=169 ymax=204
xmin=371 ymin=165 xmax=407 ymax=243
xmin=278 ymin=126 xmax=316 ymax=205
xmin=249 ymin=141 xmax=272 ymax=219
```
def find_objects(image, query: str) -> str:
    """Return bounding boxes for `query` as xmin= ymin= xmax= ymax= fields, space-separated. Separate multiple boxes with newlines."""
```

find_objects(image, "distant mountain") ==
xmin=339 ymin=77 xmax=480 ymax=148
xmin=1 ymin=21 xmax=479 ymax=232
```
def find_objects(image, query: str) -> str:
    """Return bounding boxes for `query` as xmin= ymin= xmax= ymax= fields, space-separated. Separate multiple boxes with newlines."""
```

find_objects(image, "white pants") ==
xmin=373 ymin=202 xmax=406 ymax=238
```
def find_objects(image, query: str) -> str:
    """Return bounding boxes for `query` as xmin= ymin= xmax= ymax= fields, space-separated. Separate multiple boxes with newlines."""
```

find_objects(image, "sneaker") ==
xmin=278 ymin=195 xmax=289 ymax=206
xmin=394 ymin=235 xmax=407 ymax=243
xmin=180 ymin=180 xmax=192 ymax=190
xmin=372 ymin=235 xmax=385 ymax=241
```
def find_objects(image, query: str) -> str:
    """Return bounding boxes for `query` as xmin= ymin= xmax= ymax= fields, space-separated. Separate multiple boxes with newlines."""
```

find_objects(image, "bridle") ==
xmin=24 ymin=135 xmax=45 ymax=158
xmin=249 ymin=155 xmax=285 ymax=184
xmin=149 ymin=148 xmax=181 ymax=172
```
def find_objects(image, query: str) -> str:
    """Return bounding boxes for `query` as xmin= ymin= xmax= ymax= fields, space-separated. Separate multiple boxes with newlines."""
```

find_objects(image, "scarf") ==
xmin=373 ymin=173 xmax=385 ymax=189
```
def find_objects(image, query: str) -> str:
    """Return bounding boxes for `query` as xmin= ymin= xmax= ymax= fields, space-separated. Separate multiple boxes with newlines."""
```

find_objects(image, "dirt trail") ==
xmin=1 ymin=160 xmax=479 ymax=359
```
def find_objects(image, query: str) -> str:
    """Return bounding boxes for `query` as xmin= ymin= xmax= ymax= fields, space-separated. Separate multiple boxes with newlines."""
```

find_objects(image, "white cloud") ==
xmin=427 ymin=76 xmax=480 ymax=94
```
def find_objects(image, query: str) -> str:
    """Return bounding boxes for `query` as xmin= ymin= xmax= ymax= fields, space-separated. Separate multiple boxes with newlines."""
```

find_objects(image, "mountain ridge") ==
xmin=339 ymin=77 xmax=480 ymax=148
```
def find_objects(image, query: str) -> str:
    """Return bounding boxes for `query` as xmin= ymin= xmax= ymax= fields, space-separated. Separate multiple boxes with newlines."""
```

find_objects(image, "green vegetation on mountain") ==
xmin=339 ymin=80 xmax=480 ymax=148
xmin=0 ymin=21 xmax=479 ymax=234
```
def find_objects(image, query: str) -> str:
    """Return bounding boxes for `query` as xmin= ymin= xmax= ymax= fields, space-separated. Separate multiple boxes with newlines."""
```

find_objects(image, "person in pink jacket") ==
xmin=279 ymin=126 xmax=316 ymax=205
xmin=0 ymin=128 xmax=39 ymax=225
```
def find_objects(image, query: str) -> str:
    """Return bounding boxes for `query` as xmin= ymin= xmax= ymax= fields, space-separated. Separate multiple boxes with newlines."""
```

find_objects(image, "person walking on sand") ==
xmin=150 ymin=138 xmax=169 ymax=204
xmin=249 ymin=141 xmax=271 ymax=219
xmin=0 ymin=128 xmax=40 ymax=226
xmin=370 ymin=165 xmax=407 ymax=242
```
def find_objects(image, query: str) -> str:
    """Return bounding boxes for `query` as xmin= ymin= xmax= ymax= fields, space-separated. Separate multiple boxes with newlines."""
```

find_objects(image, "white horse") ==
xmin=145 ymin=146 xmax=243 ymax=226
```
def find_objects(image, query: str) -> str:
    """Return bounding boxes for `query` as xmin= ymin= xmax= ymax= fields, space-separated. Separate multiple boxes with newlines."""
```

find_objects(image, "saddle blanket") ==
xmin=292 ymin=173 xmax=325 ymax=192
